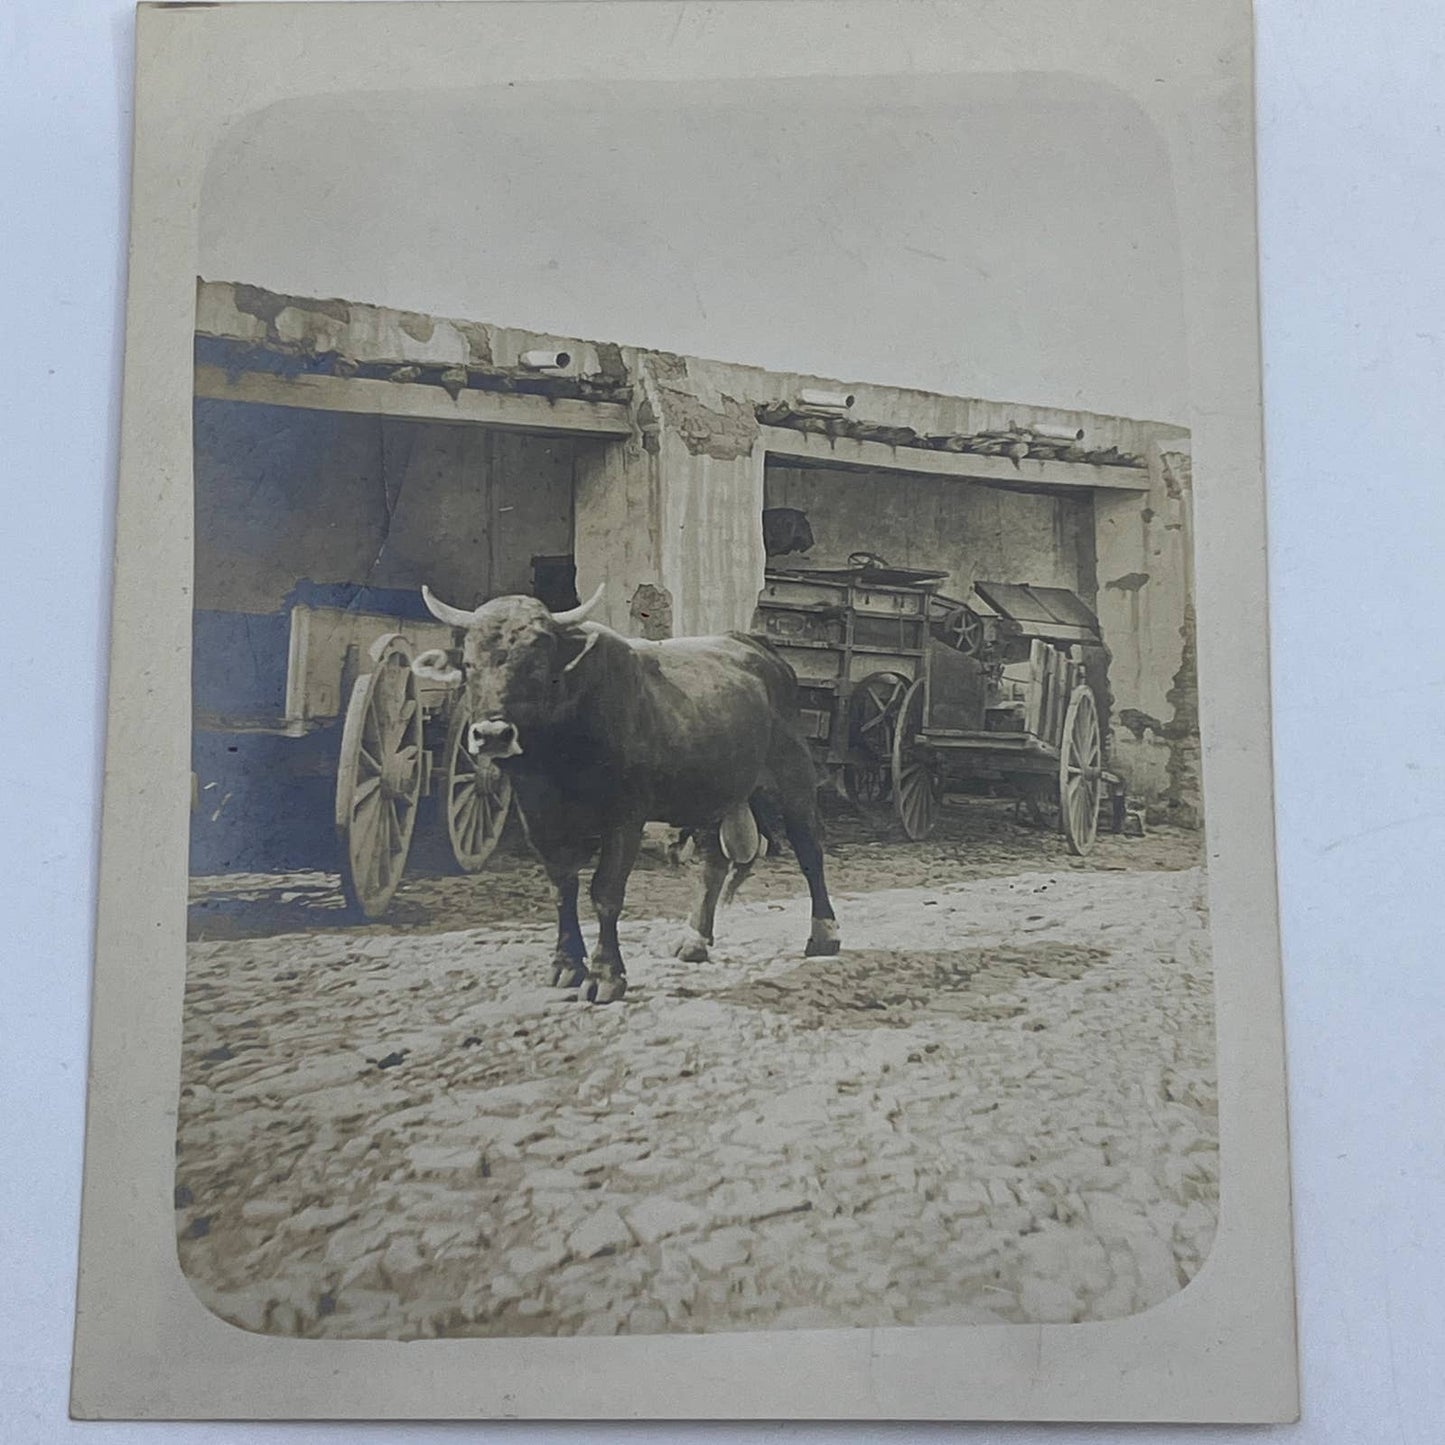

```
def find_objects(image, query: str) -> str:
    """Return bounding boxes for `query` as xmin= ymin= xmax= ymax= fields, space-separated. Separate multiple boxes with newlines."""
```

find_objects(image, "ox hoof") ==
xmin=581 ymin=972 xmax=627 ymax=1005
xmin=673 ymin=930 xmax=711 ymax=964
xmin=805 ymin=918 xmax=841 ymax=957
xmin=550 ymin=958 xmax=588 ymax=989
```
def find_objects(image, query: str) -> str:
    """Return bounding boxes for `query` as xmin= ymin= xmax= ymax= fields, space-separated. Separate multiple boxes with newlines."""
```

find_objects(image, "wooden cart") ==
xmin=752 ymin=560 xmax=1124 ymax=854
xmin=899 ymin=579 xmax=1126 ymax=852
xmin=191 ymin=582 xmax=512 ymax=918
xmin=751 ymin=553 xmax=948 ymax=804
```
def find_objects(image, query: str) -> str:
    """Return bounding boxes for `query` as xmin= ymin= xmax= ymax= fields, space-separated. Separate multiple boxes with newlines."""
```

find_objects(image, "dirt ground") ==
xmin=188 ymin=793 xmax=1205 ymax=942
xmin=176 ymin=800 xmax=1215 ymax=1338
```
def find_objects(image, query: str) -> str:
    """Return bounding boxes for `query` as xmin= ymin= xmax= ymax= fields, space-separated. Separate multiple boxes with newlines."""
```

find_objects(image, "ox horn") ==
xmin=549 ymin=583 xmax=605 ymax=627
xmin=421 ymin=585 xmax=481 ymax=628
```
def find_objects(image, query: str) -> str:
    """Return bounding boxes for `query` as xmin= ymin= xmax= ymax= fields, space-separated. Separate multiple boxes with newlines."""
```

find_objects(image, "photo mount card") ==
xmin=73 ymin=0 xmax=1297 ymax=1423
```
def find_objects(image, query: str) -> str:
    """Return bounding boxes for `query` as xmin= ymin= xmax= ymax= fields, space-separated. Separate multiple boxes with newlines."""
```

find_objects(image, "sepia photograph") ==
xmin=177 ymin=72 xmax=1211 ymax=1342
xmin=69 ymin=0 xmax=1296 ymax=1422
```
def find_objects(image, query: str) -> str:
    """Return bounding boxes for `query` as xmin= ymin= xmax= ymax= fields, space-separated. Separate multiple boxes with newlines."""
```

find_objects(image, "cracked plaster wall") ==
xmin=765 ymin=465 xmax=1096 ymax=605
xmin=1093 ymin=442 xmax=1198 ymax=815
xmin=193 ymin=282 xmax=1200 ymax=817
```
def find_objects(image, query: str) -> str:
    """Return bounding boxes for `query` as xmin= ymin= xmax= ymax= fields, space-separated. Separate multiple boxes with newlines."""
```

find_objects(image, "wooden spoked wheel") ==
xmin=440 ymin=700 xmax=513 ymax=872
xmin=843 ymin=670 xmax=909 ymax=806
xmin=335 ymin=639 xmax=423 ymax=918
xmin=842 ymin=760 xmax=892 ymax=808
xmin=940 ymin=605 xmax=984 ymax=656
xmin=1059 ymin=685 xmax=1103 ymax=856
xmin=891 ymin=678 xmax=939 ymax=840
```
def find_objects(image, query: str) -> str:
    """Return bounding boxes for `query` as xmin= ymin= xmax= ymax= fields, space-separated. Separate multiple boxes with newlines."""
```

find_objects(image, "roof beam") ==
xmin=193 ymin=364 xmax=635 ymax=438
xmin=760 ymin=425 xmax=1150 ymax=493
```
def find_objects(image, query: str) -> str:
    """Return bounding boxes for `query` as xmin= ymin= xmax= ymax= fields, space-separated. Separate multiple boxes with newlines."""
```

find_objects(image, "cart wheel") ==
xmin=843 ymin=763 xmax=891 ymax=807
xmin=335 ymin=637 xmax=423 ymax=918
xmin=891 ymin=678 xmax=939 ymax=840
xmin=843 ymin=670 xmax=909 ymax=806
xmin=1059 ymin=685 xmax=1103 ymax=856
xmin=940 ymin=604 xmax=984 ymax=657
xmin=439 ymin=699 xmax=513 ymax=872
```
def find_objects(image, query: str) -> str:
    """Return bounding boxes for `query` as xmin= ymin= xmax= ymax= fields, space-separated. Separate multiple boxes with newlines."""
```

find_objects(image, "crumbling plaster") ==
xmin=194 ymin=280 xmax=1199 ymax=812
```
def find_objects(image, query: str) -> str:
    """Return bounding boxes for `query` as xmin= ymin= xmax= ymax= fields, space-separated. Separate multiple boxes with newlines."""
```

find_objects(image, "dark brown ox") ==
xmin=412 ymin=585 xmax=840 ymax=1003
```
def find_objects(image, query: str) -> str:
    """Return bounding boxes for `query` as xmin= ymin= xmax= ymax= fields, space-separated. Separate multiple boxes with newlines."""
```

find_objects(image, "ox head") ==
xmin=411 ymin=584 xmax=606 ymax=758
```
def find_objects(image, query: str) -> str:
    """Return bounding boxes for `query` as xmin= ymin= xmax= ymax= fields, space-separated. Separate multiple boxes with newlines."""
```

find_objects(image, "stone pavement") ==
xmin=175 ymin=861 xmax=1217 ymax=1339
xmin=187 ymin=795 xmax=1205 ymax=943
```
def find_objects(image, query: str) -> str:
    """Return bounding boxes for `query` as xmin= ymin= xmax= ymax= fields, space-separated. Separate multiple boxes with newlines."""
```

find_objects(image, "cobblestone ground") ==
xmin=177 ymin=805 xmax=1216 ymax=1340
xmin=188 ymin=794 xmax=1205 ymax=943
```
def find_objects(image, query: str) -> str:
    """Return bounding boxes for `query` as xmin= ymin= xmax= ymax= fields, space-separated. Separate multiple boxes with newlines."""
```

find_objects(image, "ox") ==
xmin=761 ymin=506 xmax=815 ymax=559
xmin=412 ymin=585 xmax=840 ymax=1003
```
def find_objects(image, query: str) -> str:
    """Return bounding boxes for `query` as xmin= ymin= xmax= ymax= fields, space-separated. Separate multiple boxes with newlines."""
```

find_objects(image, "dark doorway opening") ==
xmin=532 ymin=554 xmax=580 ymax=611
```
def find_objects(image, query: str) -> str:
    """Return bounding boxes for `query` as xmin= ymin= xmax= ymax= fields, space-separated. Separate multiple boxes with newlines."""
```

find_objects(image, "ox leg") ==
xmin=675 ymin=829 xmax=729 ymax=963
xmin=775 ymin=770 xmax=840 ymax=957
xmin=788 ymin=816 xmax=840 ymax=957
xmin=547 ymin=869 xmax=588 ymax=988
xmin=582 ymin=819 xmax=644 ymax=1004
xmin=518 ymin=790 xmax=597 ymax=990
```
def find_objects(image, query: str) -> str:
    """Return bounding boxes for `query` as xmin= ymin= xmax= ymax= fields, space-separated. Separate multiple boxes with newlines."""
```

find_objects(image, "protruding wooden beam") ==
xmin=193 ymin=364 xmax=634 ymax=437
xmin=759 ymin=425 xmax=1150 ymax=493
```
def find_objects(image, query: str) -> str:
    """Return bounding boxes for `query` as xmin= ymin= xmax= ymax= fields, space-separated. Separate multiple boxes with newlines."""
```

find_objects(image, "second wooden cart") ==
xmin=751 ymin=561 xmax=1125 ymax=854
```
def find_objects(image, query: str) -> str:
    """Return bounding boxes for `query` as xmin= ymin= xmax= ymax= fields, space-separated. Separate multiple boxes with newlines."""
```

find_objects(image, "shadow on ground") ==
xmin=711 ymin=942 xmax=1109 ymax=1030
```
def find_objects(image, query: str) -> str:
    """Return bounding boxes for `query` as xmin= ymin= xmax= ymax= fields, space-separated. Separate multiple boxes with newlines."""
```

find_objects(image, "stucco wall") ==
xmin=638 ymin=348 xmax=1157 ymax=640
xmin=192 ymin=281 xmax=1201 ymax=818
xmin=765 ymin=465 xmax=1096 ymax=605
xmin=196 ymin=280 xmax=618 ymax=387
xmin=573 ymin=433 xmax=664 ymax=636
xmin=196 ymin=280 xmax=1173 ymax=460
xmin=1093 ymin=442 xmax=1198 ymax=820
xmin=573 ymin=348 xmax=770 ymax=639
xmin=660 ymin=443 xmax=766 ymax=637
xmin=193 ymin=399 xmax=574 ymax=614
xmin=485 ymin=431 xmax=579 ymax=599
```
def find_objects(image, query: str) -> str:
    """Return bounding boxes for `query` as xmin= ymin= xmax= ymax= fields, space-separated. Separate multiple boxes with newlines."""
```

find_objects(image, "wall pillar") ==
xmin=575 ymin=351 xmax=769 ymax=639
xmin=1092 ymin=436 xmax=1199 ymax=821
xmin=657 ymin=440 xmax=766 ymax=636
xmin=642 ymin=353 xmax=767 ymax=637
xmin=573 ymin=429 xmax=663 ymax=638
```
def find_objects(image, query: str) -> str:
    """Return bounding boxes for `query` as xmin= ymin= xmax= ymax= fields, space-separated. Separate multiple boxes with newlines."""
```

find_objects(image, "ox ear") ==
xmin=560 ymin=625 xmax=603 ymax=674
xmin=412 ymin=648 xmax=463 ymax=685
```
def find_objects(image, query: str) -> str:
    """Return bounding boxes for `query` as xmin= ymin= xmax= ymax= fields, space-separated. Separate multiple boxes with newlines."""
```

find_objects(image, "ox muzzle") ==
xmin=467 ymin=718 xmax=522 ymax=759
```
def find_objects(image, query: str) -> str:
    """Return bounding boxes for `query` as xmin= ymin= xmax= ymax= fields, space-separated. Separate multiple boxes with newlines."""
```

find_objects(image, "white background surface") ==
xmin=3 ymin=0 xmax=1441 ymax=1440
